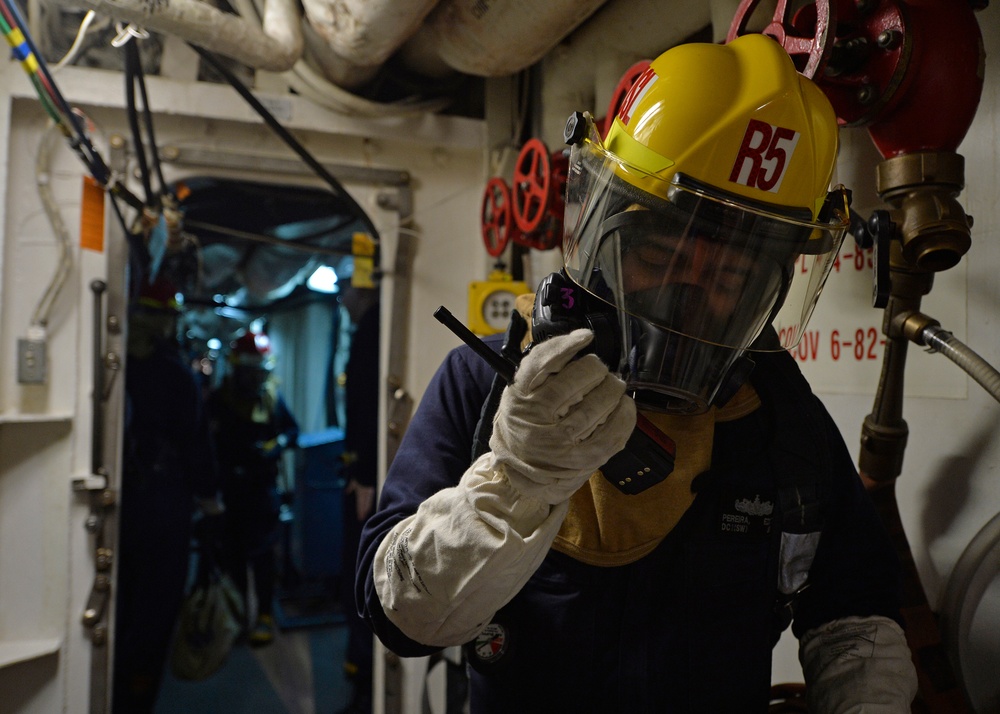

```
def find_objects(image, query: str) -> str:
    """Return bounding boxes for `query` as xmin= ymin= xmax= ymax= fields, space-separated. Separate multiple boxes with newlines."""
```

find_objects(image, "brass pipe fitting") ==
xmin=876 ymin=151 xmax=973 ymax=272
xmin=891 ymin=310 xmax=941 ymax=345
xmin=860 ymin=411 xmax=909 ymax=483
xmin=858 ymin=267 xmax=936 ymax=483
xmin=860 ymin=151 xmax=970 ymax=483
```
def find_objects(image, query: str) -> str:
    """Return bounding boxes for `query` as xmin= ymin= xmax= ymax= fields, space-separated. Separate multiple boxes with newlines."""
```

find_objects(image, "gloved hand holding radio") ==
xmin=490 ymin=328 xmax=636 ymax=504
xmin=373 ymin=328 xmax=634 ymax=647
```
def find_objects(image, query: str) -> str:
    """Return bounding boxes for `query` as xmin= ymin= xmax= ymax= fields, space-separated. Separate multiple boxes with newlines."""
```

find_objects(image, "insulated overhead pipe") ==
xmin=64 ymin=0 xmax=304 ymax=71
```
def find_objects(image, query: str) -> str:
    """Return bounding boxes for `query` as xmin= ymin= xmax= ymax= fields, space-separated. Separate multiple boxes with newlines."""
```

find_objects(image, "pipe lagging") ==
xmin=921 ymin=325 xmax=1000 ymax=402
xmin=71 ymin=0 xmax=303 ymax=71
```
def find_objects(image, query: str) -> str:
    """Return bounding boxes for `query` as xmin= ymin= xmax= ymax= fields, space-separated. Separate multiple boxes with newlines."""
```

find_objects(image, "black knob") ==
xmin=563 ymin=111 xmax=587 ymax=146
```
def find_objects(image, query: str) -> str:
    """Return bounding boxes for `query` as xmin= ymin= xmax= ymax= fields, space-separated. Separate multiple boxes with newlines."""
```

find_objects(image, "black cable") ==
xmin=108 ymin=177 xmax=146 ymax=212
xmin=0 ymin=0 xmax=111 ymax=185
xmin=108 ymin=190 xmax=133 ymax=242
xmin=131 ymin=41 xmax=168 ymax=198
xmin=1 ymin=0 xmax=144 ymax=211
xmin=188 ymin=44 xmax=381 ymax=245
xmin=124 ymin=40 xmax=154 ymax=208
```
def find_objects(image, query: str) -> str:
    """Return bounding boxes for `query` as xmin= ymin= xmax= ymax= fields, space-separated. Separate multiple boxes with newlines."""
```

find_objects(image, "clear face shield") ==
xmin=562 ymin=133 xmax=850 ymax=413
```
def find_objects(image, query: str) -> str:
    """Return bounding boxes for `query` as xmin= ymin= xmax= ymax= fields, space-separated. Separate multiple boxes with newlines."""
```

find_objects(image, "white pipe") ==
xmin=230 ymin=0 xmax=378 ymax=95
xmin=301 ymin=0 xmax=440 ymax=68
xmin=299 ymin=18 xmax=380 ymax=91
xmin=69 ymin=0 xmax=304 ymax=72
xmin=282 ymin=58 xmax=451 ymax=117
xmin=231 ymin=0 xmax=449 ymax=117
xmin=409 ymin=0 xmax=613 ymax=77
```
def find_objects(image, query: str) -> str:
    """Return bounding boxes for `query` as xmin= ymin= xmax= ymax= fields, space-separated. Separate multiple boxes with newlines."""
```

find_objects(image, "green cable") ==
xmin=29 ymin=73 xmax=65 ymax=123
xmin=1 ymin=15 xmax=62 ymax=123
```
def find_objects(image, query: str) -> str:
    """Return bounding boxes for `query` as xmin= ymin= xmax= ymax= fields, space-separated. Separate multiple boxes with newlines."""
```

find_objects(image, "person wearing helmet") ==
xmin=114 ymin=274 xmax=221 ymax=712
xmin=356 ymin=35 xmax=917 ymax=712
xmin=553 ymin=31 xmax=847 ymax=416
xmin=208 ymin=330 xmax=300 ymax=646
xmin=336 ymin=281 xmax=381 ymax=714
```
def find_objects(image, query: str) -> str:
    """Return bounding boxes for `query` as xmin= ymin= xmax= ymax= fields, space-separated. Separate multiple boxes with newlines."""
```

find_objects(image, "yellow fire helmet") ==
xmin=603 ymin=33 xmax=839 ymax=217
xmin=560 ymin=33 xmax=850 ymax=414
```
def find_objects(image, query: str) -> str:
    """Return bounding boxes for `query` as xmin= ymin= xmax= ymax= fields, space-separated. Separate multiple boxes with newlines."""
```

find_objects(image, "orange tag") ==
xmin=80 ymin=176 xmax=105 ymax=252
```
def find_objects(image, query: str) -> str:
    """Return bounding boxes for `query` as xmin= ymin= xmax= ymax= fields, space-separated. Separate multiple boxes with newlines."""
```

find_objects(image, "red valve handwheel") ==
xmin=726 ymin=0 xmax=835 ymax=79
xmin=480 ymin=177 xmax=517 ymax=258
xmin=601 ymin=60 xmax=652 ymax=138
xmin=512 ymin=138 xmax=553 ymax=234
xmin=514 ymin=147 xmax=568 ymax=252
xmin=810 ymin=0 xmax=907 ymax=128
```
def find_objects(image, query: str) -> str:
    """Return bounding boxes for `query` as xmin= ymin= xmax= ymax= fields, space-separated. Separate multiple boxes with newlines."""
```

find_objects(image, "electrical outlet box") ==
xmin=18 ymin=339 xmax=47 ymax=384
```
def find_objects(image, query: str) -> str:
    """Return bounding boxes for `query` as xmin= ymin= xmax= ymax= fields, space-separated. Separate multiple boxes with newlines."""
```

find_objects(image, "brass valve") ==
xmin=876 ymin=151 xmax=973 ymax=272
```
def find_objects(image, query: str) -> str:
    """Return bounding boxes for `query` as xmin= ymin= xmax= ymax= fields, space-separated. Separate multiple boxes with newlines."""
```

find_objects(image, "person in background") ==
xmin=337 ymin=282 xmax=380 ymax=714
xmin=354 ymin=35 xmax=918 ymax=713
xmin=208 ymin=330 xmax=299 ymax=647
xmin=113 ymin=275 xmax=221 ymax=713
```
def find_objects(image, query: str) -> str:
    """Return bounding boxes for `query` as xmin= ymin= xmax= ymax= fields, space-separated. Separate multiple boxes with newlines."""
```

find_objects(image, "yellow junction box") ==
xmin=467 ymin=271 xmax=532 ymax=336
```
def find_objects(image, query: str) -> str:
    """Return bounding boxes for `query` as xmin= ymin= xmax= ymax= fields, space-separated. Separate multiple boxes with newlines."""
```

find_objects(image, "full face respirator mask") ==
xmin=530 ymin=267 xmax=757 ymax=415
xmin=534 ymin=35 xmax=853 ymax=414
xmin=531 ymin=112 xmax=850 ymax=415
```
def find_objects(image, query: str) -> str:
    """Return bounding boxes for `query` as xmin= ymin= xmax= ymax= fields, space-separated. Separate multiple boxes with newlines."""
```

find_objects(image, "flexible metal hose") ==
xmin=921 ymin=325 xmax=1000 ymax=402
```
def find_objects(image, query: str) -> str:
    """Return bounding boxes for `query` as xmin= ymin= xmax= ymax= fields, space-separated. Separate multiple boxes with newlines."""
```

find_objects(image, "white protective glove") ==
xmin=374 ymin=329 xmax=635 ymax=646
xmin=800 ymin=615 xmax=918 ymax=713
xmin=489 ymin=328 xmax=636 ymax=504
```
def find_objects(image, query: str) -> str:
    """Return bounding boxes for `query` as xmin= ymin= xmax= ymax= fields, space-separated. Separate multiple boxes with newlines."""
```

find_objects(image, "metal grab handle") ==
xmin=90 ymin=279 xmax=107 ymax=474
